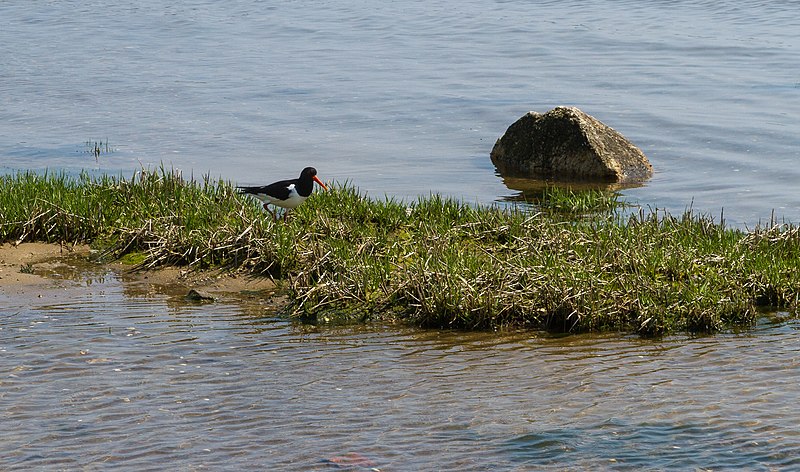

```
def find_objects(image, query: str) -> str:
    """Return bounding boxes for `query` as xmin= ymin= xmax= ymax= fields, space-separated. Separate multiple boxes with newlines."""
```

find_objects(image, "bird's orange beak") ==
xmin=313 ymin=176 xmax=328 ymax=191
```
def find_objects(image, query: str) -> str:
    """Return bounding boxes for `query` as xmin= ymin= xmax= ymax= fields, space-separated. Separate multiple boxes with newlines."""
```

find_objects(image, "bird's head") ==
xmin=302 ymin=167 xmax=328 ymax=191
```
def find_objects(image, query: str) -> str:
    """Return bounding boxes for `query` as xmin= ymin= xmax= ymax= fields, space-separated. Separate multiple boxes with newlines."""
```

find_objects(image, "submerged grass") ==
xmin=524 ymin=185 xmax=626 ymax=215
xmin=1 ymin=168 xmax=799 ymax=336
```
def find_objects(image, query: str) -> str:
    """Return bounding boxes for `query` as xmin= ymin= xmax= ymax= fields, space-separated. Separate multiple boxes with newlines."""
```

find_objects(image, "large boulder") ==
xmin=490 ymin=107 xmax=653 ymax=183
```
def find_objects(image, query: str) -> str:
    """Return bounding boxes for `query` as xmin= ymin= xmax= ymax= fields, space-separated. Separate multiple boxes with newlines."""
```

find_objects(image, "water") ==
xmin=2 ymin=273 xmax=799 ymax=470
xmin=2 ymin=2 xmax=800 ymax=469
xmin=1 ymin=0 xmax=799 ymax=225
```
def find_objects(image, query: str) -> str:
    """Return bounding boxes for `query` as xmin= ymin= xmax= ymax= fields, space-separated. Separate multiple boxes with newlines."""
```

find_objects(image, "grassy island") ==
xmin=2 ymin=169 xmax=798 ymax=336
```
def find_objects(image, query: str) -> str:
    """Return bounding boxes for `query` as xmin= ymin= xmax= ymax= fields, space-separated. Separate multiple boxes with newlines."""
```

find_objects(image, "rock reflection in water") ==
xmin=497 ymin=175 xmax=643 ymax=205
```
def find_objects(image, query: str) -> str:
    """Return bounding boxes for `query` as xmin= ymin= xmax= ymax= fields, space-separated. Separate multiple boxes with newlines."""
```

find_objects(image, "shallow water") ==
xmin=2 ymin=272 xmax=799 ymax=470
xmin=2 ymin=2 xmax=800 ymax=469
xmin=1 ymin=0 xmax=799 ymax=225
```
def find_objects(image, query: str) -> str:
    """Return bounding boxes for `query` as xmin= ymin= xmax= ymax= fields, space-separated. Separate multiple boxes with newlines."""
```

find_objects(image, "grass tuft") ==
xmin=532 ymin=185 xmax=625 ymax=216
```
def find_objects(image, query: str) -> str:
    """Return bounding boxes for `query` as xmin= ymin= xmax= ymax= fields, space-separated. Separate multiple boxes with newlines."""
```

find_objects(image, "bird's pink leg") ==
xmin=263 ymin=203 xmax=278 ymax=221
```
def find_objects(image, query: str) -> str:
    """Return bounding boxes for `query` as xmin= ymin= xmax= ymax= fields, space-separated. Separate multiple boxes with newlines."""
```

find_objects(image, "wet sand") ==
xmin=0 ymin=242 xmax=281 ymax=304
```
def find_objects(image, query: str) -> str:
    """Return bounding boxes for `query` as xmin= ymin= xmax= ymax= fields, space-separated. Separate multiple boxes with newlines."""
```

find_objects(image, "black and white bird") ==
xmin=237 ymin=167 xmax=328 ymax=220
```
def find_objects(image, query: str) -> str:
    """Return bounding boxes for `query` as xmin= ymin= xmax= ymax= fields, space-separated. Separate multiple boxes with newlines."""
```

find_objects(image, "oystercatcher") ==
xmin=237 ymin=167 xmax=328 ymax=220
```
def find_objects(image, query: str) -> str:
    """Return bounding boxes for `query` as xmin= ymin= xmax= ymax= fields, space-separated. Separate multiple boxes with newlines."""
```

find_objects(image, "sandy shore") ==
xmin=0 ymin=242 xmax=281 ymax=304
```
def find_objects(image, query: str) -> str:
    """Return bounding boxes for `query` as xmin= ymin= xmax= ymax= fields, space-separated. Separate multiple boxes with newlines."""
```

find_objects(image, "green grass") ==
xmin=1 ymin=168 xmax=799 ymax=336
xmin=524 ymin=185 xmax=626 ymax=215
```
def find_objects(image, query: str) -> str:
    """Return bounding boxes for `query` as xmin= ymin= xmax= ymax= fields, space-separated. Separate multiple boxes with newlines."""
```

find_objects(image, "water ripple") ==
xmin=2 ymin=0 xmax=799 ymax=225
xmin=3 ymin=274 xmax=800 ymax=470
xmin=2 ymin=0 xmax=800 ymax=468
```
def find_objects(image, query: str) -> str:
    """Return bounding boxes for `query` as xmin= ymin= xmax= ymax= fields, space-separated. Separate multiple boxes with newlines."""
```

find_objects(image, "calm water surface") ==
xmin=1 ymin=0 xmax=799 ymax=225
xmin=2 ymin=273 xmax=800 ymax=471
xmin=2 ymin=1 xmax=800 ymax=470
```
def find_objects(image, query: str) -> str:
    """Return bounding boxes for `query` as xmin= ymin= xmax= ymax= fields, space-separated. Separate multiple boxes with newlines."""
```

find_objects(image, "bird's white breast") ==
xmin=264 ymin=184 xmax=307 ymax=209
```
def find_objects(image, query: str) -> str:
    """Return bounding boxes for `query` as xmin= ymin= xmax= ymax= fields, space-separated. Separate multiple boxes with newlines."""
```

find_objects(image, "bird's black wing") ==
xmin=237 ymin=179 xmax=295 ymax=200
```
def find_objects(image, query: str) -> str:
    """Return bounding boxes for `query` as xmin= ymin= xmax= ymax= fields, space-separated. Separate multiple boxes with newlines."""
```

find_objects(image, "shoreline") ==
xmin=3 ymin=171 xmax=799 ymax=335
xmin=0 ymin=242 xmax=282 ymax=305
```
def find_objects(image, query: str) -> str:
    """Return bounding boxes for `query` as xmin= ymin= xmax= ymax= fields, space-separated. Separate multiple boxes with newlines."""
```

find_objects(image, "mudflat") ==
xmin=0 ymin=243 xmax=279 ymax=303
